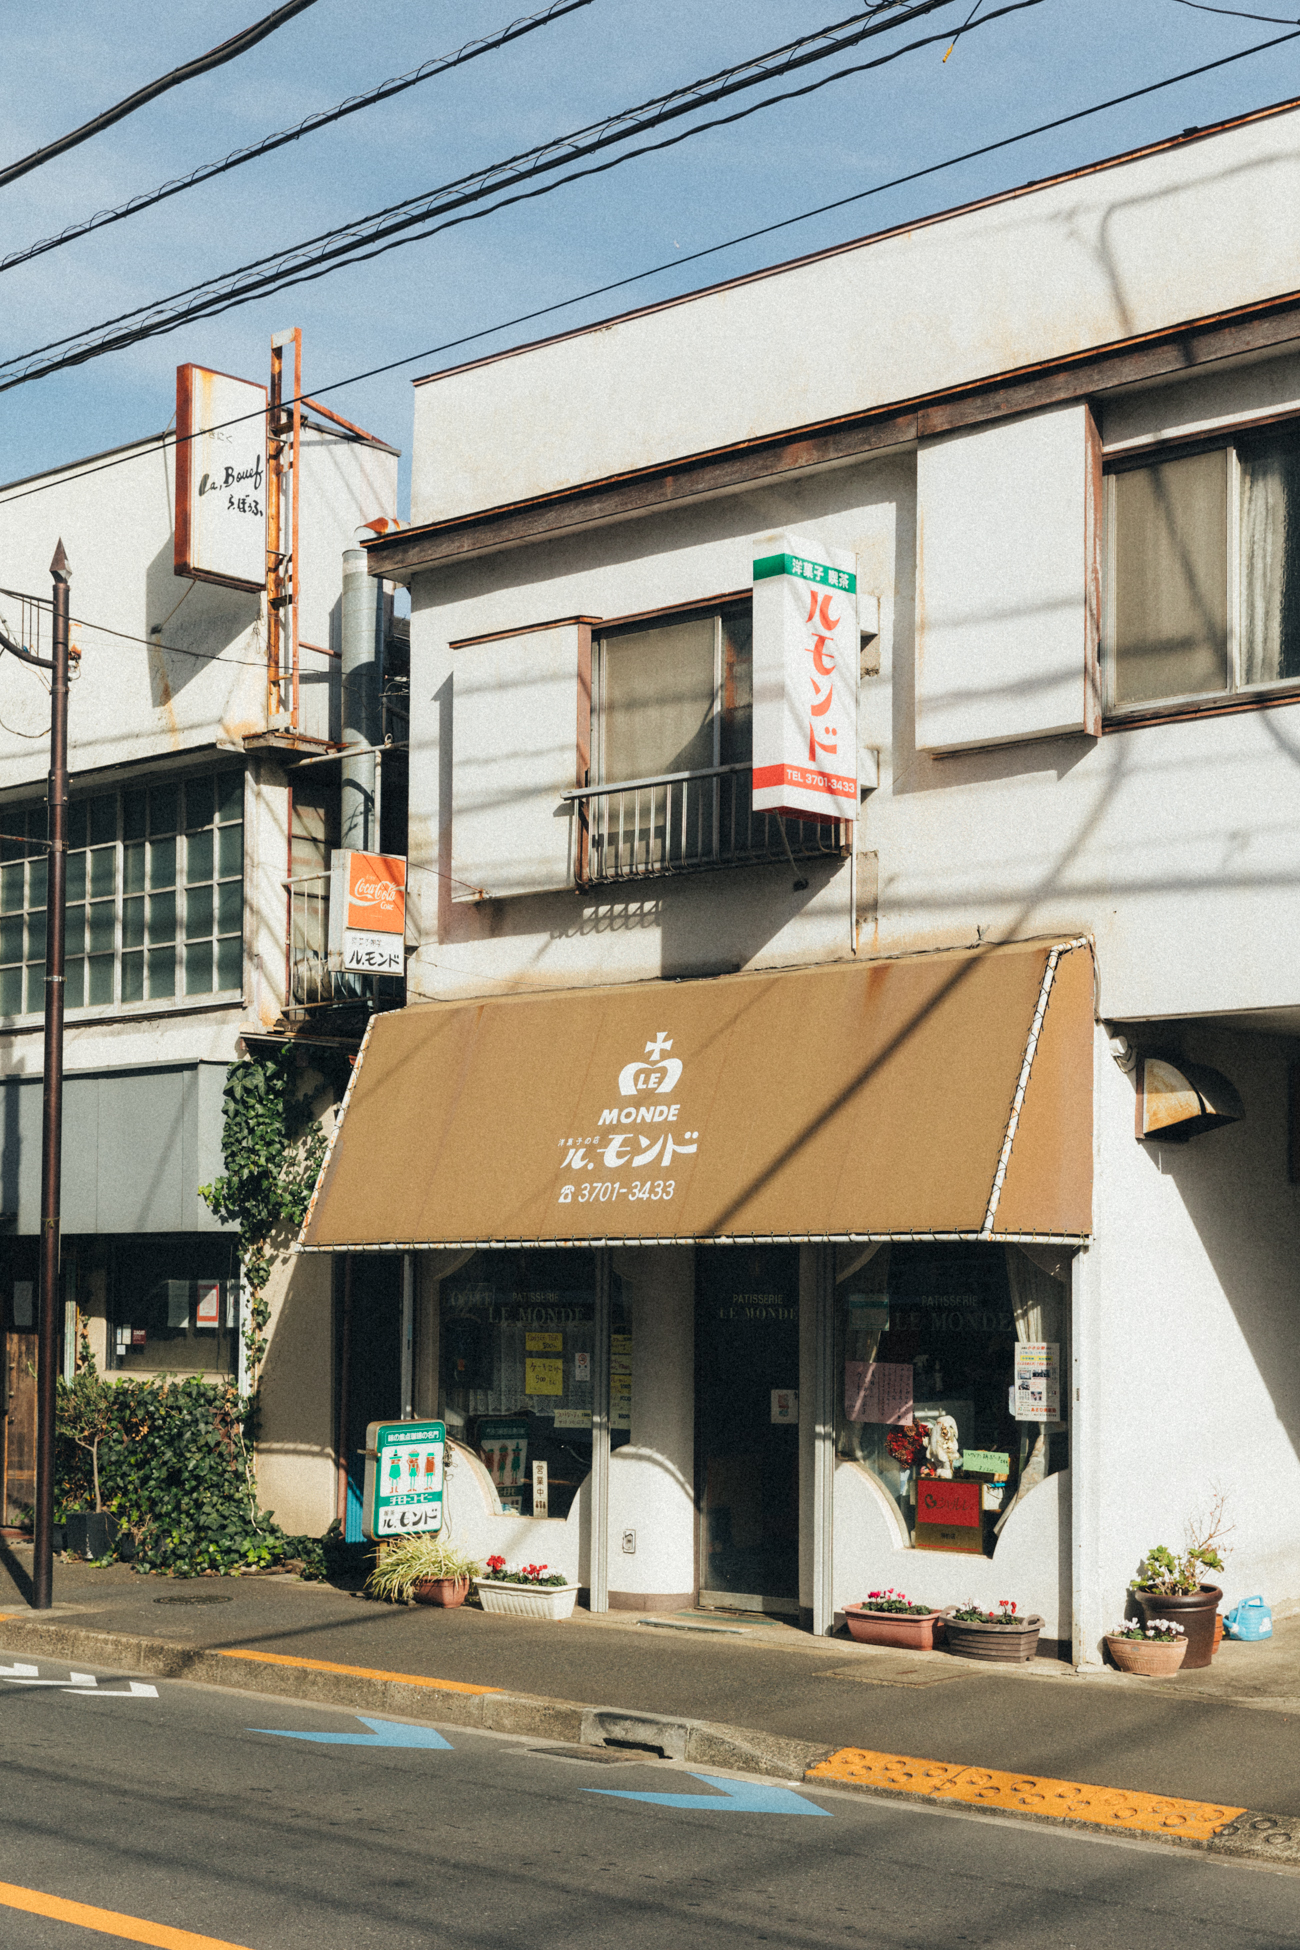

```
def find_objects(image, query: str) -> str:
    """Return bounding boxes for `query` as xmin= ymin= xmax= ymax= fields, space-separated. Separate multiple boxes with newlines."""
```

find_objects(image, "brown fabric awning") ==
xmin=299 ymin=937 xmax=1093 ymax=1250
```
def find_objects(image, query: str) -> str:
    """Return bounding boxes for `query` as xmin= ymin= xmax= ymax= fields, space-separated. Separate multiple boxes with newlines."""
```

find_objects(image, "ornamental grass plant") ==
xmin=365 ymin=1535 xmax=482 ymax=1603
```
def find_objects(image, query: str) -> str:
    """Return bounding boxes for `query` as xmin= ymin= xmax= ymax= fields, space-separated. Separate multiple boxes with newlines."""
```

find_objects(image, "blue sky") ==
xmin=2 ymin=0 xmax=1299 ymax=515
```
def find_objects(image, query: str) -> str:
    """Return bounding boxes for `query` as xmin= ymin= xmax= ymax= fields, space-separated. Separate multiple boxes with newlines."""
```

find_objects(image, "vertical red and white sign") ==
xmin=751 ymin=533 xmax=858 ymax=821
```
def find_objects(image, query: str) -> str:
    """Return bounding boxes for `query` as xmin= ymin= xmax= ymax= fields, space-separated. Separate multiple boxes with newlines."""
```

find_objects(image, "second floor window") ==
xmin=593 ymin=606 xmax=752 ymax=786
xmin=0 ymin=769 xmax=244 ymax=1019
xmin=1106 ymin=424 xmax=1300 ymax=712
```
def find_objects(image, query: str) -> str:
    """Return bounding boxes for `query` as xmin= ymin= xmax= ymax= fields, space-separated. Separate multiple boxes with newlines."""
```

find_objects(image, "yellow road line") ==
xmin=807 ymin=1748 xmax=1245 ymax=1841
xmin=0 ymin=1879 xmax=254 ymax=1948
xmin=217 ymin=1648 xmax=500 ymax=1694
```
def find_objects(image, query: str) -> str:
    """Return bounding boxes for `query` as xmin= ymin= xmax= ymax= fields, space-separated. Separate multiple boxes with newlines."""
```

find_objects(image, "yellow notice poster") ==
xmin=526 ymin=1332 xmax=562 ymax=1352
xmin=526 ymin=1357 xmax=564 ymax=1395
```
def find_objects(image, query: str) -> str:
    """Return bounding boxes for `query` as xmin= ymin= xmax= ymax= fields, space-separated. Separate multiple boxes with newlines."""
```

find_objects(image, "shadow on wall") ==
xmin=256 ymin=1253 xmax=335 ymax=1487
xmin=1116 ymin=1026 xmax=1300 ymax=1596
xmin=144 ymin=537 xmax=260 ymax=710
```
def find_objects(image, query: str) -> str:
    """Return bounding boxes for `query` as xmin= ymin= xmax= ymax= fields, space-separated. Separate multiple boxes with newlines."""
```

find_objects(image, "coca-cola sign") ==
xmin=345 ymin=852 xmax=405 ymax=933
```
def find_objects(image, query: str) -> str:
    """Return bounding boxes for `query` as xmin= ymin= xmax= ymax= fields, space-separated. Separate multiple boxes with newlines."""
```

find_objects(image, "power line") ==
xmin=0 ymin=0 xmax=1023 ymax=390
xmin=0 ymin=26 xmax=1296 ymax=514
xmin=1174 ymin=2 xmax=1300 ymax=18
xmin=0 ymin=0 xmax=322 ymax=193
xmin=0 ymin=0 xmax=595 ymax=281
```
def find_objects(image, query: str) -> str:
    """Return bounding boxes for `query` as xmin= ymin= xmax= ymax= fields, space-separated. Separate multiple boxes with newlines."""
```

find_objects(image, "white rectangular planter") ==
xmin=474 ymin=1579 xmax=580 ymax=1621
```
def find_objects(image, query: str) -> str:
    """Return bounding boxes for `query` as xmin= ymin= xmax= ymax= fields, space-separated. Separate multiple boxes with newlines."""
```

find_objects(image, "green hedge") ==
xmin=56 ymin=1372 xmax=324 ymax=1578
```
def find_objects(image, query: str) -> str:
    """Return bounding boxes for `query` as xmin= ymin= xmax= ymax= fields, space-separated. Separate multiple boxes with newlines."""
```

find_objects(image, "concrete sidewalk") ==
xmin=3 ymin=1542 xmax=1298 ymax=1821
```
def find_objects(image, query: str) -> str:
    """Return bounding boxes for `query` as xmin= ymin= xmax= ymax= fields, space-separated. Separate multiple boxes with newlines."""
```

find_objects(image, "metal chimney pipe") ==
xmin=340 ymin=544 xmax=382 ymax=851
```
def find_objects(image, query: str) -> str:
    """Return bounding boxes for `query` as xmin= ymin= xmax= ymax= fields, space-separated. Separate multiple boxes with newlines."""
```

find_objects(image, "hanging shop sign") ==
xmin=914 ymin=1477 xmax=983 ymax=1553
xmin=174 ymin=364 xmax=268 ymax=591
xmin=329 ymin=850 xmax=407 ymax=974
xmin=363 ymin=1420 xmax=445 ymax=1539
xmin=751 ymin=532 xmax=858 ymax=822
xmin=1013 ymin=1342 xmax=1060 ymax=1422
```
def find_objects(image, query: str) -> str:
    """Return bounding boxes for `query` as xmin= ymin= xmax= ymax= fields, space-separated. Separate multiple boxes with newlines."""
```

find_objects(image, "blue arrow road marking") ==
xmin=587 ymin=1772 xmax=832 ymax=1814
xmin=251 ymin=1716 xmax=453 ymax=1749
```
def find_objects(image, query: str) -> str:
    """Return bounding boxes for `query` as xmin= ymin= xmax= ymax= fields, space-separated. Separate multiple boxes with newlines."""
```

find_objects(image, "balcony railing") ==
xmin=286 ymin=870 xmax=335 ymax=1010
xmin=284 ymin=866 xmax=407 ymax=1016
xmin=565 ymin=762 xmax=847 ymax=888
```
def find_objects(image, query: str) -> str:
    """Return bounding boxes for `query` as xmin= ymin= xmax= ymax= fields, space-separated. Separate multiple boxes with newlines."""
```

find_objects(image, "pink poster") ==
xmin=844 ymin=1360 xmax=913 ymax=1425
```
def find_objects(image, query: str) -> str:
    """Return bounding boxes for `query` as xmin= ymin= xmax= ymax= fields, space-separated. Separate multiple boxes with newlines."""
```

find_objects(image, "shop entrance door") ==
xmin=340 ymin=1256 xmax=403 ymax=1542
xmin=695 ymin=1246 xmax=800 ymax=1613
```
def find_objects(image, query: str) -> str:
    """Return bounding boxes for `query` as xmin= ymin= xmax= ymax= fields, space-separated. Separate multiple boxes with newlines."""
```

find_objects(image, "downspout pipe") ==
xmin=341 ymin=540 xmax=383 ymax=851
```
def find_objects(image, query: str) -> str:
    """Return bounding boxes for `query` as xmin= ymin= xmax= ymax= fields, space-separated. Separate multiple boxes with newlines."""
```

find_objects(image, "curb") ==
xmin=2 ymin=1613 xmax=1297 ymax=1867
xmin=0 ymin=1615 xmax=831 ymax=1783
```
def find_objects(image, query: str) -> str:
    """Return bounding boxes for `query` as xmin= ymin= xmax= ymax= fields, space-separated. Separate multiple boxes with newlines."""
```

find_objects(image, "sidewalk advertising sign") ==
xmin=174 ymin=364 xmax=268 ymax=591
xmin=752 ymin=532 xmax=858 ymax=823
xmin=363 ymin=1420 xmax=445 ymax=1540
xmin=329 ymin=851 xmax=406 ymax=974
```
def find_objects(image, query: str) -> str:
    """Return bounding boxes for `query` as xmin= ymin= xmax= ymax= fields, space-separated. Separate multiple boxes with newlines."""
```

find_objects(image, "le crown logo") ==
xmin=556 ymin=1032 xmax=699 ymax=1200
xmin=618 ymin=1031 xmax=682 ymax=1098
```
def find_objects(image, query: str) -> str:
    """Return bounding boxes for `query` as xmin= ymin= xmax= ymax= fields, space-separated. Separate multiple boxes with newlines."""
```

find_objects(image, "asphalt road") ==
xmin=0 ymin=1656 xmax=1297 ymax=1950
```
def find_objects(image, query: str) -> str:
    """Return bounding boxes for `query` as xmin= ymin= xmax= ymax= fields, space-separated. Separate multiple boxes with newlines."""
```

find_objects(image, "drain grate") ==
xmin=153 ymin=1594 xmax=234 ymax=1606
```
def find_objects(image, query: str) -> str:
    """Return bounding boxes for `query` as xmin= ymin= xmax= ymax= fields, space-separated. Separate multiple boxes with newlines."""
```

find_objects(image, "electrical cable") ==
xmin=0 ymin=0 xmax=1030 ymax=390
xmin=1173 ymin=2 xmax=1299 ymax=19
xmin=0 ymin=0 xmax=322 ymax=193
xmin=0 ymin=25 xmax=1296 ymax=511
xmin=0 ymin=0 xmax=596 ymax=280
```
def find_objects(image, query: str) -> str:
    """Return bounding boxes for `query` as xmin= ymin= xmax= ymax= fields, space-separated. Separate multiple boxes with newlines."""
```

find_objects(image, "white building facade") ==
xmin=303 ymin=100 xmax=1300 ymax=1660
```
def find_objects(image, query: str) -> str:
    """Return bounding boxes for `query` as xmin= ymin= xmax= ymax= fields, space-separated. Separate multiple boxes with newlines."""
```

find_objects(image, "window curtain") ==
xmin=996 ymin=1245 xmax=1067 ymax=1531
xmin=1239 ymin=444 xmax=1295 ymax=686
xmin=835 ymin=1241 xmax=884 ymax=1463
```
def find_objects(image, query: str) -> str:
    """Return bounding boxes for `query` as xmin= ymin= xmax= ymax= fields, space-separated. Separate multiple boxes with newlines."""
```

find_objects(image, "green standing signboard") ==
xmin=363 ymin=1421 xmax=445 ymax=1540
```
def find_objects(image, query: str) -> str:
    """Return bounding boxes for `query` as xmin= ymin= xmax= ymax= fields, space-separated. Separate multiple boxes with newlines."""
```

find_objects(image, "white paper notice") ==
xmin=1013 ymin=1342 xmax=1060 ymax=1422
xmin=845 ymin=1360 xmax=914 ymax=1425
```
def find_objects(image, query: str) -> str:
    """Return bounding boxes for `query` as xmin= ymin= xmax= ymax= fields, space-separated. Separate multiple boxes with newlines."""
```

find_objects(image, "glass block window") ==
xmin=0 ymin=769 xmax=244 ymax=1018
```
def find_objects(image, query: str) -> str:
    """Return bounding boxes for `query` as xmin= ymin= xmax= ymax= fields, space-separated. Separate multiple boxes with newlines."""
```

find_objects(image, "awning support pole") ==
xmin=400 ymin=1253 xmax=414 ymax=1421
xmin=812 ymin=1244 xmax=835 ymax=1637
xmin=336 ymin=1258 xmax=353 ymax=1529
xmin=590 ymin=1247 xmax=611 ymax=1613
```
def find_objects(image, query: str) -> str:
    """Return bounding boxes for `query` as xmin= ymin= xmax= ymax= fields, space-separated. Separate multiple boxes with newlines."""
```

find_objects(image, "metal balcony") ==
xmin=565 ymin=763 xmax=847 ymax=888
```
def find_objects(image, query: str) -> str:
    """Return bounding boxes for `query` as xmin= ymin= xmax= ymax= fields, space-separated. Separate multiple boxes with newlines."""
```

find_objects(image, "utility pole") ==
xmin=32 ymin=543 xmax=70 ymax=1612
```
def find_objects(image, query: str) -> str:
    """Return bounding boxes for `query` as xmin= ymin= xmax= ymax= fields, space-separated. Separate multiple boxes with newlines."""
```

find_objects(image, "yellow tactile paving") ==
xmin=807 ymin=1748 xmax=1245 ymax=1841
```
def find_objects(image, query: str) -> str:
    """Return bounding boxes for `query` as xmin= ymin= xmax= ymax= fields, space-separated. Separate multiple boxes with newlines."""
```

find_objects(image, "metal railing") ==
xmin=286 ymin=869 xmax=334 ymax=1010
xmin=565 ymin=763 xmax=847 ymax=887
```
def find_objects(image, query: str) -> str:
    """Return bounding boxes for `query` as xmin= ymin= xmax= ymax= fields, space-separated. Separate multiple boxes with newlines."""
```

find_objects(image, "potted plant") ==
xmin=474 ymin=1555 xmax=580 ymax=1621
xmin=365 ymin=1534 xmax=482 ymax=1608
xmin=941 ymin=1599 xmax=1043 ymax=1664
xmin=1130 ymin=1496 xmax=1230 ymax=1671
xmin=1105 ymin=1617 xmax=1188 ymax=1677
xmin=843 ymin=1588 xmax=942 ymax=1651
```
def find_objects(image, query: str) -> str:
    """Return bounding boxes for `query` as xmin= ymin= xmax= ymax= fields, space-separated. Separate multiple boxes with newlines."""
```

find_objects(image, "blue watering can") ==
xmin=1224 ymin=1596 xmax=1272 ymax=1641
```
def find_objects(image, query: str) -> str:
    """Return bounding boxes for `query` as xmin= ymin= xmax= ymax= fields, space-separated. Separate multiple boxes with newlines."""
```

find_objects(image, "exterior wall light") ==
xmin=1136 ymin=1054 xmax=1244 ymax=1144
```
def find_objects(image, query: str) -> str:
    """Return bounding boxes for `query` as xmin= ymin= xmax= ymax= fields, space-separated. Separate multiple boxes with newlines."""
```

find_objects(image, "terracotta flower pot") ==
xmin=1106 ymin=1633 xmax=1189 ymax=1677
xmin=1213 ymin=1612 xmax=1224 ymax=1653
xmin=413 ymin=1575 xmax=471 ymax=1608
xmin=940 ymin=1609 xmax=1043 ymax=1664
xmin=844 ymin=1605 xmax=942 ymax=1651
xmin=1130 ymin=1585 xmax=1221 ymax=1671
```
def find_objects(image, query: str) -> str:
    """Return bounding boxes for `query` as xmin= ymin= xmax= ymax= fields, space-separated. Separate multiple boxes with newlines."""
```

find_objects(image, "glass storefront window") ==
xmin=835 ymin=1242 xmax=1069 ymax=1557
xmin=89 ymin=1235 xmax=241 ymax=1375
xmin=439 ymin=1249 xmax=630 ymax=1519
